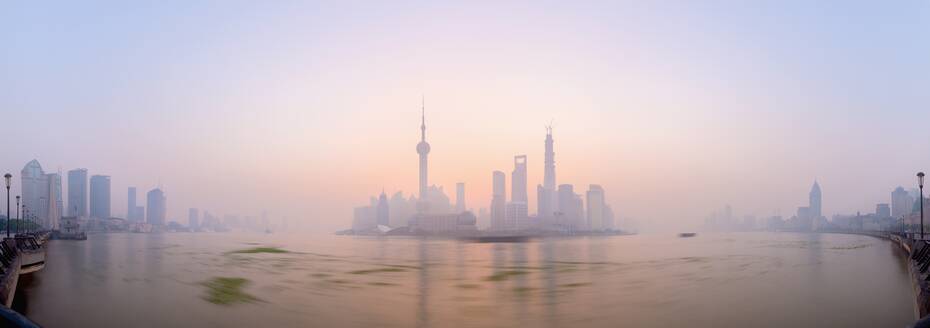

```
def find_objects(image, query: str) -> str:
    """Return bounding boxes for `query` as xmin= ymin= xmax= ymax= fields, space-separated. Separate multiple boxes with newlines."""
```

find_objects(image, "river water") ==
xmin=11 ymin=232 xmax=916 ymax=327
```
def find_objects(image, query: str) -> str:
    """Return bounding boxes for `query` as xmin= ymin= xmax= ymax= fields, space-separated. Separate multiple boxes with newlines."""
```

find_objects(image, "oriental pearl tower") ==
xmin=416 ymin=98 xmax=431 ymax=214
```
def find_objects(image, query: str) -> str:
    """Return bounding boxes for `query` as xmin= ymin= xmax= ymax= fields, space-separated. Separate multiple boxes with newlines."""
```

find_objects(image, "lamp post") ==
xmin=4 ymin=173 xmax=10 ymax=239
xmin=15 ymin=196 xmax=20 ymax=236
xmin=919 ymin=172 xmax=925 ymax=240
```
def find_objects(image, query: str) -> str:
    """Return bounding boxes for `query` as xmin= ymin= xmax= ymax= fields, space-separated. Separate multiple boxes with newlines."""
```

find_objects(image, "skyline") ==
xmin=3 ymin=1 xmax=930 ymax=231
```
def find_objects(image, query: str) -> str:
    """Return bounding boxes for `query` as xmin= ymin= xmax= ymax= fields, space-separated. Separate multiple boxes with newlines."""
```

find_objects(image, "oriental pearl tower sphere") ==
xmin=416 ymin=100 xmax=430 ymax=213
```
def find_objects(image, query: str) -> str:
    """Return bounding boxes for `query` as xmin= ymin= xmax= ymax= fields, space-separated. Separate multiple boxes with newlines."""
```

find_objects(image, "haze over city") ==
xmin=5 ymin=1 xmax=930 ymax=328
xmin=5 ymin=2 xmax=929 ymax=233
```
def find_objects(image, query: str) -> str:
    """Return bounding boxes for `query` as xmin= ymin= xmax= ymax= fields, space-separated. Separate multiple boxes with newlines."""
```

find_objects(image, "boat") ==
xmin=679 ymin=232 xmax=697 ymax=238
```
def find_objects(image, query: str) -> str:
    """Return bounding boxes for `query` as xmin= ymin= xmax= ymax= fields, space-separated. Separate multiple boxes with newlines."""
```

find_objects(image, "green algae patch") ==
xmin=485 ymin=270 xmax=529 ymax=282
xmin=348 ymin=267 xmax=407 ymax=275
xmin=561 ymin=282 xmax=592 ymax=288
xmin=228 ymin=247 xmax=289 ymax=254
xmin=202 ymin=277 xmax=258 ymax=305
xmin=367 ymin=282 xmax=398 ymax=287
xmin=456 ymin=283 xmax=482 ymax=289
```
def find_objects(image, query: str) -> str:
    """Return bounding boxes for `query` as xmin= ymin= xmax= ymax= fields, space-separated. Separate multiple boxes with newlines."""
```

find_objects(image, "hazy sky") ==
xmin=2 ymin=1 xmax=929 ymax=231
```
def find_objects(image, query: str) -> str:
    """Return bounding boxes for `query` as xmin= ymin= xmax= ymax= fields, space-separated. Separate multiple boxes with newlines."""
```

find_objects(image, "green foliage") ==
xmin=202 ymin=277 xmax=258 ymax=305
xmin=228 ymin=247 xmax=288 ymax=254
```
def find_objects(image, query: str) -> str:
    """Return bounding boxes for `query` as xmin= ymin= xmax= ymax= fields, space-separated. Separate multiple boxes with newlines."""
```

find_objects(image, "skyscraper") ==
xmin=892 ymin=186 xmax=914 ymax=218
xmin=21 ymin=160 xmax=49 ymax=226
xmin=809 ymin=180 xmax=822 ymax=218
xmin=416 ymin=99 xmax=431 ymax=213
xmin=586 ymin=185 xmax=605 ymax=231
xmin=490 ymin=171 xmax=506 ymax=230
xmin=90 ymin=175 xmax=111 ymax=219
xmin=189 ymin=208 xmax=200 ymax=230
xmin=511 ymin=155 xmax=527 ymax=203
xmin=128 ymin=187 xmax=138 ymax=220
xmin=48 ymin=173 xmax=63 ymax=229
xmin=377 ymin=191 xmax=390 ymax=227
xmin=67 ymin=168 xmax=88 ymax=217
xmin=21 ymin=160 xmax=63 ymax=229
xmin=558 ymin=184 xmax=578 ymax=229
xmin=146 ymin=188 xmax=166 ymax=225
xmin=543 ymin=126 xmax=556 ymax=192
xmin=538 ymin=126 xmax=558 ymax=218
xmin=455 ymin=182 xmax=465 ymax=213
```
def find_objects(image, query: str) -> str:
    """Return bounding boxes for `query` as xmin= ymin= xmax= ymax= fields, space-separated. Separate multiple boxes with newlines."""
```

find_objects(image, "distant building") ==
xmin=388 ymin=191 xmax=416 ymax=228
xmin=352 ymin=205 xmax=376 ymax=231
xmin=455 ymin=182 xmax=466 ymax=213
xmin=511 ymin=155 xmax=527 ymax=204
xmin=146 ymin=188 xmax=166 ymax=225
xmin=504 ymin=202 xmax=528 ymax=230
xmin=376 ymin=191 xmax=390 ymax=227
xmin=490 ymin=171 xmax=506 ymax=230
xmin=189 ymin=208 xmax=200 ymax=230
xmin=90 ymin=175 xmax=111 ymax=219
xmin=809 ymin=180 xmax=822 ymax=218
xmin=416 ymin=101 xmax=431 ymax=214
xmin=876 ymin=203 xmax=891 ymax=218
xmin=892 ymin=187 xmax=914 ymax=218
xmin=558 ymin=184 xmax=584 ymax=230
xmin=603 ymin=205 xmax=616 ymax=230
xmin=410 ymin=212 xmax=477 ymax=234
xmin=67 ymin=168 xmax=88 ymax=217
xmin=46 ymin=173 xmax=63 ymax=229
xmin=21 ymin=160 xmax=63 ymax=229
xmin=586 ymin=185 xmax=605 ymax=231
xmin=539 ymin=126 xmax=557 ymax=217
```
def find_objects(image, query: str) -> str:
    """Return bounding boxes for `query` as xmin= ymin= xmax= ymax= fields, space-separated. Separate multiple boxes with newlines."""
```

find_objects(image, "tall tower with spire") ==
xmin=809 ymin=180 xmax=822 ymax=218
xmin=544 ymin=125 xmax=556 ymax=191
xmin=538 ymin=125 xmax=558 ymax=218
xmin=416 ymin=98 xmax=431 ymax=213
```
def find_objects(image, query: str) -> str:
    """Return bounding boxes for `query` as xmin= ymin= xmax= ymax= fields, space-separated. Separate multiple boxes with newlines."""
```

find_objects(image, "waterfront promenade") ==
xmin=0 ymin=231 xmax=49 ymax=328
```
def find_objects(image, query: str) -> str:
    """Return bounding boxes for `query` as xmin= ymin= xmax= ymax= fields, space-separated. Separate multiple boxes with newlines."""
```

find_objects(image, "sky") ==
xmin=2 ymin=1 xmax=929 ymax=232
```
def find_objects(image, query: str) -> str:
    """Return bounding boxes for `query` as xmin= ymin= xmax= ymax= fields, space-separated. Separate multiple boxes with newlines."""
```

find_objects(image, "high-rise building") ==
xmin=128 ymin=187 xmax=138 ymax=220
xmin=490 ymin=171 xmax=506 ymax=230
xmin=47 ymin=173 xmax=63 ymax=229
xmin=543 ymin=126 xmax=556 ymax=192
xmin=376 ymin=191 xmax=390 ymax=227
xmin=416 ymin=100 xmax=431 ymax=213
xmin=21 ymin=160 xmax=63 ymax=229
xmin=20 ymin=160 xmax=49 ymax=226
xmin=146 ymin=188 xmax=166 ymax=225
xmin=604 ymin=205 xmax=616 ymax=230
xmin=511 ymin=155 xmax=527 ymax=204
xmin=586 ymin=185 xmax=605 ymax=231
xmin=809 ymin=180 xmax=822 ymax=218
xmin=539 ymin=126 xmax=557 ymax=218
xmin=876 ymin=203 xmax=891 ymax=218
xmin=455 ymin=182 xmax=466 ymax=213
xmin=89 ymin=175 xmax=111 ymax=219
xmin=558 ymin=184 xmax=583 ymax=230
xmin=892 ymin=187 xmax=914 ymax=218
xmin=67 ymin=168 xmax=87 ymax=217
xmin=189 ymin=208 xmax=200 ymax=230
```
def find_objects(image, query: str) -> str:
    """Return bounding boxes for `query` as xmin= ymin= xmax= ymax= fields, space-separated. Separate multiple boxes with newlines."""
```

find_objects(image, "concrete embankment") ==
xmin=889 ymin=234 xmax=930 ymax=319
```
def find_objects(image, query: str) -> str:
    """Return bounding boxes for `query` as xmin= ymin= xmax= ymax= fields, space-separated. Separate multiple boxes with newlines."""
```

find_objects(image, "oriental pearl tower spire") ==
xmin=416 ymin=97 xmax=431 ymax=213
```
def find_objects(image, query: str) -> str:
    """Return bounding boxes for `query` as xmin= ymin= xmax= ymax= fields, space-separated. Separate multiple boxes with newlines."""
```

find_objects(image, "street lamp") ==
xmin=15 ymin=196 xmax=20 ymax=235
xmin=4 ymin=173 xmax=10 ymax=239
xmin=919 ymin=172 xmax=925 ymax=240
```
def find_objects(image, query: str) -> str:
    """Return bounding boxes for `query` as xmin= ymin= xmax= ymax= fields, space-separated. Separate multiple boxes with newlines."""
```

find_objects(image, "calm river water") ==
xmin=11 ymin=232 xmax=916 ymax=327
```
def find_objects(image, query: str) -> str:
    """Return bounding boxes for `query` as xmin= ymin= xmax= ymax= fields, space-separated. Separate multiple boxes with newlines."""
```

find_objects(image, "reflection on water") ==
xmin=13 ymin=232 xmax=917 ymax=328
